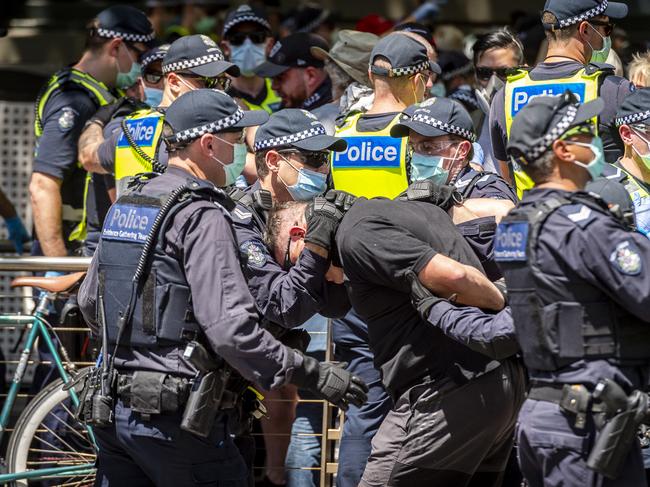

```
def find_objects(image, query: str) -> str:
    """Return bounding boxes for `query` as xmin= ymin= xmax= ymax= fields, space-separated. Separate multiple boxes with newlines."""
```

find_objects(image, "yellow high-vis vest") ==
xmin=240 ymin=78 xmax=282 ymax=114
xmin=34 ymin=68 xmax=116 ymax=242
xmin=331 ymin=113 xmax=409 ymax=199
xmin=114 ymin=108 xmax=165 ymax=196
xmin=504 ymin=66 xmax=605 ymax=198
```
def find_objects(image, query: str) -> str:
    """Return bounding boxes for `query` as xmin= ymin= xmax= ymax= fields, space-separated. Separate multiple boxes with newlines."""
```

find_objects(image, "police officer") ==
xmin=331 ymin=32 xmax=440 ymax=199
xmin=495 ymin=91 xmax=650 ymax=486
xmin=81 ymin=34 xmax=239 ymax=199
xmin=392 ymin=97 xmax=517 ymax=279
xmin=598 ymin=87 xmax=650 ymax=236
xmin=77 ymin=89 xmax=367 ymax=485
xmin=30 ymin=5 xmax=153 ymax=259
xmin=489 ymin=0 xmax=633 ymax=197
xmin=221 ymin=4 xmax=282 ymax=113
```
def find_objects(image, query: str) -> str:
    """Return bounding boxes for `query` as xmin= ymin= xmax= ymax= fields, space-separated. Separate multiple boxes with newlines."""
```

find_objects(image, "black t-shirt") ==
xmin=336 ymin=198 xmax=499 ymax=397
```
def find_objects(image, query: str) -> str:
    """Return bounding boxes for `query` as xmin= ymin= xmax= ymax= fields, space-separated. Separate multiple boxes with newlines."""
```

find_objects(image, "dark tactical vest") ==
xmin=98 ymin=174 xmax=234 ymax=350
xmin=495 ymin=193 xmax=650 ymax=371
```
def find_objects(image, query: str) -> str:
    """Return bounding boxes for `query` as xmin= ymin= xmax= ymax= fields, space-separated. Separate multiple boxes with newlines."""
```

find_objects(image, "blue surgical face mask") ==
xmin=116 ymin=43 xmax=142 ymax=90
xmin=568 ymin=136 xmax=605 ymax=180
xmin=279 ymin=155 xmax=328 ymax=201
xmin=409 ymin=143 xmax=462 ymax=184
xmin=211 ymin=136 xmax=248 ymax=186
xmin=229 ymin=38 xmax=267 ymax=77
xmin=429 ymin=81 xmax=446 ymax=98
xmin=144 ymin=87 xmax=163 ymax=107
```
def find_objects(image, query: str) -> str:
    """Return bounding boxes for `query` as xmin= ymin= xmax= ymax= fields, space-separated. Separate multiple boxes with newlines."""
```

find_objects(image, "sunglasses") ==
xmin=177 ymin=72 xmax=231 ymax=91
xmin=283 ymin=226 xmax=305 ymax=270
xmin=475 ymin=66 xmax=512 ymax=82
xmin=226 ymin=31 xmax=269 ymax=46
xmin=588 ymin=20 xmax=615 ymax=37
xmin=144 ymin=71 xmax=164 ymax=84
xmin=279 ymin=149 xmax=330 ymax=168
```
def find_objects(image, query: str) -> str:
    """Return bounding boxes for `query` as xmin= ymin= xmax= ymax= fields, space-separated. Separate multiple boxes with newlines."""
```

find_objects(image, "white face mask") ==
xmin=177 ymin=76 xmax=197 ymax=93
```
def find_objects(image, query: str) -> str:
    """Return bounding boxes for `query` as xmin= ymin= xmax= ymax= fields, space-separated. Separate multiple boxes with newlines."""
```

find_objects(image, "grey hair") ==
xmin=325 ymin=59 xmax=355 ymax=98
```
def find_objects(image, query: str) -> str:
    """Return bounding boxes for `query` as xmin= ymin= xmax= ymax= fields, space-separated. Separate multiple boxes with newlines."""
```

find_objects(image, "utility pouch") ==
xmin=130 ymin=371 xmax=166 ymax=416
xmin=560 ymin=384 xmax=591 ymax=429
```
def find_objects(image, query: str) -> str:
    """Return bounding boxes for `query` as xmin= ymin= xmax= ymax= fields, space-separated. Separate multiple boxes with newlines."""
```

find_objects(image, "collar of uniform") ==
xmin=302 ymin=77 xmax=333 ymax=110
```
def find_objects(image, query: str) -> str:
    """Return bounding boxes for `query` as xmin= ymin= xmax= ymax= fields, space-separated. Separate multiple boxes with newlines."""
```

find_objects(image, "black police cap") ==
xmin=437 ymin=50 xmax=473 ymax=82
xmin=254 ymin=109 xmax=347 ymax=153
xmin=140 ymin=44 xmax=170 ymax=70
xmin=222 ymin=5 xmax=271 ymax=38
xmin=507 ymin=90 xmax=604 ymax=164
xmin=615 ymin=87 xmax=650 ymax=127
xmin=255 ymin=33 xmax=329 ymax=78
xmin=95 ymin=5 xmax=155 ymax=45
xmin=162 ymin=35 xmax=239 ymax=77
xmin=369 ymin=33 xmax=440 ymax=78
xmin=392 ymin=97 xmax=476 ymax=142
xmin=164 ymin=89 xmax=268 ymax=147
xmin=542 ymin=0 xmax=628 ymax=30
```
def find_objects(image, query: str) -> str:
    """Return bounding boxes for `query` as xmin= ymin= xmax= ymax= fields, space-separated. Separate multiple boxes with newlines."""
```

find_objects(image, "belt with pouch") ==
xmin=116 ymin=371 xmax=191 ymax=417
xmin=528 ymin=383 xmax=608 ymax=429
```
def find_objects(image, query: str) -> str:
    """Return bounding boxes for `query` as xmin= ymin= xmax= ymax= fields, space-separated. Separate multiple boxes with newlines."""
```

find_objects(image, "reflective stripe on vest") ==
xmin=114 ymin=108 xmax=165 ymax=196
xmin=617 ymin=165 xmax=650 ymax=236
xmin=331 ymin=113 xmax=408 ymax=199
xmin=504 ymin=67 xmax=603 ymax=199
xmin=34 ymin=68 xmax=116 ymax=242
xmin=241 ymin=78 xmax=282 ymax=114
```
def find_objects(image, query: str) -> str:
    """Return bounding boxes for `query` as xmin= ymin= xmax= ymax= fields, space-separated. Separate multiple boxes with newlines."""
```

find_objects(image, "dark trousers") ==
xmin=94 ymin=399 xmax=249 ymax=487
xmin=517 ymin=398 xmax=647 ymax=487
xmin=360 ymin=358 xmax=526 ymax=487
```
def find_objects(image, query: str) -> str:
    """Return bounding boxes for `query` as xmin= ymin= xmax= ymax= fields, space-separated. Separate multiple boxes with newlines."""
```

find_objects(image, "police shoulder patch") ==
xmin=559 ymin=204 xmax=596 ymax=228
xmin=57 ymin=107 xmax=78 ymax=132
xmin=232 ymin=206 xmax=252 ymax=223
xmin=494 ymin=221 xmax=529 ymax=262
xmin=610 ymin=240 xmax=643 ymax=276
xmin=240 ymin=240 xmax=267 ymax=268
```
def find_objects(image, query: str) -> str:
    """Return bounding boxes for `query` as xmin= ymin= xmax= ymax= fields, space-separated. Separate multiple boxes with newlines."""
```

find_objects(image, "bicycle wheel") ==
xmin=6 ymin=367 xmax=96 ymax=487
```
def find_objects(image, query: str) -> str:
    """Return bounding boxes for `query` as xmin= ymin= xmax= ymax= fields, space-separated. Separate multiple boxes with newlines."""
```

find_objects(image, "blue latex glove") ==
xmin=4 ymin=216 xmax=29 ymax=254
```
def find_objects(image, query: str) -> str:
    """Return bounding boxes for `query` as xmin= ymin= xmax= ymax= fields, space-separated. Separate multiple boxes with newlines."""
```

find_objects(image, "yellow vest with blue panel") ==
xmin=331 ymin=113 xmax=409 ymax=199
xmin=34 ymin=68 xmax=116 ymax=242
xmin=241 ymin=78 xmax=282 ymax=114
xmin=114 ymin=108 xmax=165 ymax=196
xmin=504 ymin=65 xmax=607 ymax=198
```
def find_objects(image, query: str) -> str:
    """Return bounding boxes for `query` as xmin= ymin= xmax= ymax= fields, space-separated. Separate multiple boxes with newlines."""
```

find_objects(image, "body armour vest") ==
xmin=97 ymin=175 xmax=233 ymax=349
xmin=494 ymin=193 xmax=650 ymax=371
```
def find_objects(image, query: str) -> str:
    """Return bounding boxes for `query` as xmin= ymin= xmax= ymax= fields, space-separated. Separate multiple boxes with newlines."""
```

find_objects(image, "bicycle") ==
xmin=0 ymin=272 xmax=97 ymax=486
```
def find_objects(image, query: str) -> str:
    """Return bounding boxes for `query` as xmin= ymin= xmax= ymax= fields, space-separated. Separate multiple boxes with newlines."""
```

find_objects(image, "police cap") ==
xmin=615 ymin=87 xmax=650 ymax=127
xmin=162 ymin=35 xmax=239 ymax=77
xmin=164 ymin=89 xmax=268 ymax=148
xmin=222 ymin=5 xmax=271 ymax=38
xmin=506 ymin=90 xmax=604 ymax=165
xmin=255 ymin=33 xmax=329 ymax=78
xmin=140 ymin=44 xmax=170 ymax=71
xmin=95 ymin=5 xmax=155 ymax=45
xmin=391 ymin=97 xmax=476 ymax=142
xmin=254 ymin=109 xmax=347 ymax=153
xmin=369 ymin=33 xmax=440 ymax=78
xmin=542 ymin=0 xmax=628 ymax=30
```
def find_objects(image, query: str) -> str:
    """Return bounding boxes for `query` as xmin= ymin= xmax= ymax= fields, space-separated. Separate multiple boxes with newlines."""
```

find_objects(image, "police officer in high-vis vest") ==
xmin=30 ymin=5 xmax=153 ymax=259
xmin=494 ymin=91 xmax=650 ymax=487
xmin=78 ymin=89 xmax=368 ymax=486
xmin=331 ymin=32 xmax=440 ymax=199
xmin=221 ymin=4 xmax=282 ymax=113
xmin=597 ymin=88 xmax=650 ymax=237
xmin=489 ymin=0 xmax=634 ymax=199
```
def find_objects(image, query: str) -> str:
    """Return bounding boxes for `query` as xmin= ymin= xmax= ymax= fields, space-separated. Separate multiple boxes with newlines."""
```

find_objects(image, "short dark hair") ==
xmin=84 ymin=20 xmax=112 ymax=53
xmin=472 ymin=28 xmax=524 ymax=66
xmin=255 ymin=150 xmax=271 ymax=178
xmin=541 ymin=12 xmax=579 ymax=43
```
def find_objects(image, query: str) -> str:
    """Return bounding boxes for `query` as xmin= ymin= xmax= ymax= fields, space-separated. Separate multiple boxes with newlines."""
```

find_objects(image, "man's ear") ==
xmin=265 ymin=37 xmax=275 ymax=56
xmin=265 ymin=150 xmax=282 ymax=173
xmin=619 ymin=124 xmax=634 ymax=145
xmin=107 ymin=38 xmax=122 ymax=59
xmin=198 ymin=133 xmax=214 ymax=158
xmin=459 ymin=140 xmax=473 ymax=160
xmin=552 ymin=139 xmax=575 ymax=162
xmin=220 ymin=40 xmax=231 ymax=58
xmin=166 ymin=72 xmax=182 ymax=96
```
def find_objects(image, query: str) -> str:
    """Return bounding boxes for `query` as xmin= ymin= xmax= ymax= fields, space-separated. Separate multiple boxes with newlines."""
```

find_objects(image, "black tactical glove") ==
xmin=403 ymin=178 xmax=463 ymax=211
xmin=304 ymin=196 xmax=346 ymax=252
xmin=291 ymin=353 xmax=368 ymax=411
xmin=493 ymin=278 xmax=508 ymax=305
xmin=405 ymin=270 xmax=446 ymax=321
xmin=278 ymin=329 xmax=312 ymax=353
xmin=324 ymin=189 xmax=357 ymax=212
xmin=89 ymin=97 xmax=146 ymax=127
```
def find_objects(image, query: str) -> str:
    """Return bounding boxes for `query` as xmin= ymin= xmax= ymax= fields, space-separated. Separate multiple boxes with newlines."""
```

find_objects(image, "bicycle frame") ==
xmin=0 ymin=292 xmax=96 ymax=483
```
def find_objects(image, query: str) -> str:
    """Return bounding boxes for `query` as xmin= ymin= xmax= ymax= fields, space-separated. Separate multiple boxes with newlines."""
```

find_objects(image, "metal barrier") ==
xmin=0 ymin=255 xmax=341 ymax=486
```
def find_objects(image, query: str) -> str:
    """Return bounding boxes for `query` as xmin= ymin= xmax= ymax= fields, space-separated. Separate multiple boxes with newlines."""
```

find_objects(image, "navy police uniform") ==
xmin=497 ymin=92 xmax=650 ymax=487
